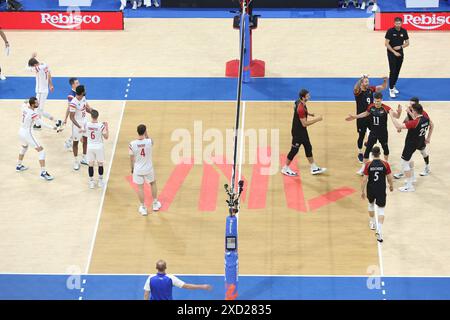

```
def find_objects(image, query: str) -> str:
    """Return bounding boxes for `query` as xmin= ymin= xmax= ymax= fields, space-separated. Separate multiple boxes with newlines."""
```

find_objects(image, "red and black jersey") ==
xmin=405 ymin=115 xmax=430 ymax=144
xmin=354 ymin=86 xmax=376 ymax=114
xmin=291 ymin=99 xmax=308 ymax=136
xmin=367 ymin=103 xmax=391 ymax=134
xmin=364 ymin=159 xmax=391 ymax=192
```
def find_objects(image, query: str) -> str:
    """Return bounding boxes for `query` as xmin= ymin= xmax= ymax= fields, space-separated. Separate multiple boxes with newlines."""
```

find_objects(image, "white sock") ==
xmin=82 ymin=154 xmax=87 ymax=161
xmin=311 ymin=163 xmax=318 ymax=170
xmin=370 ymin=217 xmax=375 ymax=224
xmin=74 ymin=156 xmax=78 ymax=162
xmin=17 ymin=160 xmax=22 ymax=166
xmin=377 ymin=222 xmax=383 ymax=235
xmin=41 ymin=167 xmax=46 ymax=173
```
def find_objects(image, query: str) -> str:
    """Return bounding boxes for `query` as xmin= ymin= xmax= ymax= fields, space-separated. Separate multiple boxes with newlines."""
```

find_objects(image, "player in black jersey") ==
xmin=281 ymin=89 xmax=326 ymax=177
xmin=353 ymin=75 xmax=388 ymax=163
xmin=361 ymin=146 xmax=394 ymax=243
xmin=393 ymin=97 xmax=433 ymax=179
xmin=390 ymin=103 xmax=433 ymax=192
xmin=346 ymin=92 xmax=401 ymax=175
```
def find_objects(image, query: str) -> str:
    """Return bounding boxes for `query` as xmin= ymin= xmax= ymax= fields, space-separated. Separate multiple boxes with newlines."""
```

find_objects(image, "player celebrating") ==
xmin=69 ymin=85 xmax=91 ymax=170
xmin=346 ymin=92 xmax=401 ymax=175
xmin=390 ymin=103 xmax=432 ymax=192
xmin=361 ymin=146 xmax=394 ymax=243
xmin=84 ymin=109 xmax=109 ymax=189
xmin=393 ymin=97 xmax=432 ymax=179
xmin=26 ymin=53 xmax=59 ymax=130
xmin=281 ymin=89 xmax=327 ymax=177
xmin=63 ymin=77 xmax=80 ymax=151
xmin=353 ymin=75 xmax=388 ymax=163
xmin=129 ymin=124 xmax=162 ymax=216
xmin=17 ymin=97 xmax=60 ymax=181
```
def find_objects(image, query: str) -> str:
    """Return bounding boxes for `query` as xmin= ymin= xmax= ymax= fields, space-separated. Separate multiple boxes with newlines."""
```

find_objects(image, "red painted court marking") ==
xmin=248 ymin=147 xmax=271 ymax=210
xmin=198 ymin=163 xmax=220 ymax=212
xmin=308 ymin=187 xmax=356 ymax=212
xmin=126 ymin=159 xmax=194 ymax=211
xmin=213 ymin=156 xmax=247 ymax=204
xmin=280 ymin=154 xmax=307 ymax=212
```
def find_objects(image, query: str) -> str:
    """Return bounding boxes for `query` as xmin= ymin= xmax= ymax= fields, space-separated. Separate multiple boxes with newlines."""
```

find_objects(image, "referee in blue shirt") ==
xmin=143 ymin=260 xmax=212 ymax=300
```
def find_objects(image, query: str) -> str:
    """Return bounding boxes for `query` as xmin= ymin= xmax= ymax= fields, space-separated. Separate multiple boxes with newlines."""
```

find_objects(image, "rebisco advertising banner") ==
xmin=375 ymin=12 xmax=450 ymax=31
xmin=0 ymin=11 xmax=124 ymax=30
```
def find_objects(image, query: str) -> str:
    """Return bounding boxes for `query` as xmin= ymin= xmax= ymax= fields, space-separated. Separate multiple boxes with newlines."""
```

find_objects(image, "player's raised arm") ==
xmin=300 ymin=115 xmax=323 ymax=127
xmin=390 ymin=114 xmax=405 ymax=131
xmin=375 ymin=77 xmax=388 ymax=92
xmin=346 ymin=111 xmax=369 ymax=121
xmin=354 ymin=77 xmax=363 ymax=95
xmin=389 ymin=106 xmax=402 ymax=119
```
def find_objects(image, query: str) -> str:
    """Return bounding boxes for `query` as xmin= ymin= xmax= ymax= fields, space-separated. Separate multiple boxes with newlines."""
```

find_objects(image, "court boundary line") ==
xmin=84 ymin=78 xmax=131 ymax=274
xmin=2 ymin=272 xmax=450 ymax=278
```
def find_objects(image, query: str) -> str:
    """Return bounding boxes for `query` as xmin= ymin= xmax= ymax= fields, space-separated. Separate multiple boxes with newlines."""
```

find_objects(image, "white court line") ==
xmin=2 ymin=272 xmax=450 ymax=277
xmin=84 ymin=78 xmax=131 ymax=274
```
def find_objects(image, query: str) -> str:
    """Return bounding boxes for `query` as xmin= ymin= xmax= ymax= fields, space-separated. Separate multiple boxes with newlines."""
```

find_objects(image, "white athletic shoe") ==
xmin=137 ymin=0 xmax=142 ymax=7
xmin=73 ymin=161 xmax=80 ymax=171
xmin=0 ymin=74 xmax=6 ymax=81
xmin=16 ymin=164 xmax=28 ymax=172
xmin=360 ymin=1 xmax=366 ymax=10
xmin=311 ymin=167 xmax=327 ymax=175
xmin=145 ymin=2 xmax=152 ymax=6
xmin=399 ymin=184 xmax=415 ymax=192
xmin=393 ymin=87 xmax=399 ymax=94
xmin=369 ymin=221 xmax=376 ymax=230
xmin=98 ymin=179 xmax=105 ymax=188
xmin=420 ymin=166 xmax=431 ymax=176
xmin=376 ymin=232 xmax=383 ymax=243
xmin=153 ymin=200 xmax=162 ymax=212
xmin=153 ymin=1 xmax=160 ymax=7
xmin=372 ymin=3 xmax=378 ymax=12
xmin=80 ymin=158 xmax=89 ymax=166
xmin=132 ymin=1 xmax=137 ymax=9
xmin=356 ymin=168 xmax=364 ymax=176
xmin=40 ymin=171 xmax=54 ymax=181
xmin=139 ymin=205 xmax=148 ymax=216
xmin=281 ymin=166 xmax=298 ymax=177
xmin=119 ymin=4 xmax=125 ymax=10
xmin=389 ymin=89 xmax=396 ymax=98
xmin=393 ymin=172 xmax=404 ymax=179
xmin=89 ymin=180 xmax=95 ymax=189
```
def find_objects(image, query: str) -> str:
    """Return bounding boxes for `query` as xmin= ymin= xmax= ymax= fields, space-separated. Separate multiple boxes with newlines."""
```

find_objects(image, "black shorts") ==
xmin=401 ymin=139 xmax=426 ymax=161
xmin=357 ymin=118 xmax=371 ymax=134
xmin=291 ymin=132 xmax=313 ymax=158
xmin=367 ymin=187 xmax=386 ymax=208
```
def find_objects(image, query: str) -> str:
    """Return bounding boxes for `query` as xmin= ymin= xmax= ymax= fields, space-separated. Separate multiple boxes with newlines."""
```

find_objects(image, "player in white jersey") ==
xmin=129 ymin=124 xmax=162 ymax=216
xmin=17 ymin=97 xmax=61 ymax=180
xmin=84 ymin=109 xmax=109 ymax=189
xmin=63 ymin=77 xmax=80 ymax=151
xmin=69 ymin=85 xmax=91 ymax=170
xmin=26 ymin=53 xmax=60 ymax=130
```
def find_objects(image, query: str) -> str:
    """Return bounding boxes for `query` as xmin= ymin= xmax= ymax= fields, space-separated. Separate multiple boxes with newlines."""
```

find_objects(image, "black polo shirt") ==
xmin=385 ymin=27 xmax=409 ymax=55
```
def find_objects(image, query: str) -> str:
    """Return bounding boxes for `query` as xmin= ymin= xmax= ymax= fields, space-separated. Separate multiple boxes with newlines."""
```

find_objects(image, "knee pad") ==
xmin=38 ymin=150 xmax=46 ymax=161
xmin=420 ymin=148 xmax=428 ymax=158
xmin=20 ymin=145 xmax=28 ymax=155
xmin=368 ymin=202 xmax=375 ymax=212
xmin=401 ymin=159 xmax=411 ymax=172
xmin=377 ymin=207 xmax=385 ymax=217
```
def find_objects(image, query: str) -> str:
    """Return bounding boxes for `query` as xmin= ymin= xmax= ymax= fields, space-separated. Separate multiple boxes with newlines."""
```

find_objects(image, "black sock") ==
xmin=424 ymin=156 xmax=429 ymax=165
xmin=88 ymin=166 xmax=94 ymax=177
xmin=98 ymin=166 xmax=104 ymax=176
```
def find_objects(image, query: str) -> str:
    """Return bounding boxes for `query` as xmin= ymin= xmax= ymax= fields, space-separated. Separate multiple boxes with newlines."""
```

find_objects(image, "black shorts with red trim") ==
xmin=401 ymin=139 xmax=426 ymax=161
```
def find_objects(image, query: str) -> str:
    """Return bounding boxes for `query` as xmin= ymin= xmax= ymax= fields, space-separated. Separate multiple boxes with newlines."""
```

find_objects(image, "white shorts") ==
xmin=36 ymin=92 xmax=48 ymax=111
xmin=19 ymin=128 xmax=41 ymax=149
xmin=133 ymin=170 xmax=155 ymax=185
xmin=72 ymin=121 xmax=87 ymax=141
xmin=87 ymin=146 xmax=105 ymax=163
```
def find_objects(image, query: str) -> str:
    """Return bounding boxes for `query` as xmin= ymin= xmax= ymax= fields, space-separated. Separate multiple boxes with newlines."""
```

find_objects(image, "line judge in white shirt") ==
xmin=144 ymin=260 xmax=212 ymax=301
xmin=129 ymin=124 xmax=161 ymax=215
xmin=26 ymin=53 xmax=60 ymax=130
